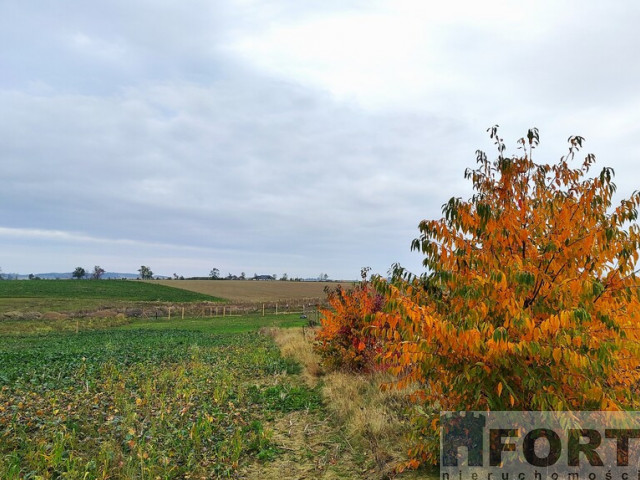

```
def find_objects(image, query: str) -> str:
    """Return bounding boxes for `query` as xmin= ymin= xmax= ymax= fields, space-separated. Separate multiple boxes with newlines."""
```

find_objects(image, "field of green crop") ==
xmin=0 ymin=280 xmax=376 ymax=478
xmin=0 ymin=279 xmax=224 ymax=303
xmin=0 ymin=280 xmax=226 ymax=316
xmin=0 ymin=314 xmax=332 ymax=479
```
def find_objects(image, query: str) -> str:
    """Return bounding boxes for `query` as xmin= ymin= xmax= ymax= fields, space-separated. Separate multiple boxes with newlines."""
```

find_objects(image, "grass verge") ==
xmin=268 ymin=327 xmax=434 ymax=479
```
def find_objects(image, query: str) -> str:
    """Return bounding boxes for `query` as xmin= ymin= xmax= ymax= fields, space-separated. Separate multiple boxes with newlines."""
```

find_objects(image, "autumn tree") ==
xmin=373 ymin=128 xmax=640 ymax=466
xmin=315 ymin=268 xmax=384 ymax=372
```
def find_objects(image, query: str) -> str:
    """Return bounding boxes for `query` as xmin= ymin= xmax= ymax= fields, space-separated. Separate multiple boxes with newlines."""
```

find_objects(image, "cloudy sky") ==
xmin=2 ymin=1 xmax=639 ymax=279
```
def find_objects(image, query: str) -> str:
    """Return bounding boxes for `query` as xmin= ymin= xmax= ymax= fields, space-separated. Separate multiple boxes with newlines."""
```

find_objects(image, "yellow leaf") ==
xmin=552 ymin=348 xmax=562 ymax=364
xmin=497 ymin=382 xmax=503 ymax=397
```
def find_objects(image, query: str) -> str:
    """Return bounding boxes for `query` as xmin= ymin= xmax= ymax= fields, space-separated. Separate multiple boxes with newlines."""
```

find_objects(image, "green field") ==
xmin=0 ymin=313 xmax=351 ymax=479
xmin=0 ymin=280 xmax=226 ymax=315
xmin=0 ymin=279 xmax=224 ymax=303
xmin=0 ymin=281 xmax=379 ymax=478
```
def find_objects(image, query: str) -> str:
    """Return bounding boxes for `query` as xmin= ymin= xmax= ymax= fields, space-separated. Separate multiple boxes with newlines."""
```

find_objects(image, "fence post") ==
xmin=182 ymin=307 xmax=185 ymax=320
xmin=262 ymin=304 xmax=265 ymax=316
xmin=168 ymin=307 xmax=171 ymax=321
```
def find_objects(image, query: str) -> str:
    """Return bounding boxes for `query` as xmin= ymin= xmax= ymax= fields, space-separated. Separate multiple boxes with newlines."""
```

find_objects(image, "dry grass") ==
xmin=267 ymin=327 xmax=422 ymax=478
xmin=152 ymin=280 xmax=352 ymax=303
xmin=238 ymin=410 xmax=361 ymax=480
xmin=262 ymin=326 xmax=323 ymax=385
xmin=322 ymin=371 xmax=417 ymax=477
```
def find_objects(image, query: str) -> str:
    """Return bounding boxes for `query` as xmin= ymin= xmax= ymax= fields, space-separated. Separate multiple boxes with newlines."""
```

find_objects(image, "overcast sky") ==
xmin=2 ymin=1 xmax=640 ymax=279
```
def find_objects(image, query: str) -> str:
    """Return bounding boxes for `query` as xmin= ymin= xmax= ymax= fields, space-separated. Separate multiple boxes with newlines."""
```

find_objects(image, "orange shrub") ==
xmin=315 ymin=269 xmax=384 ymax=373
xmin=373 ymin=128 xmax=640 ymax=466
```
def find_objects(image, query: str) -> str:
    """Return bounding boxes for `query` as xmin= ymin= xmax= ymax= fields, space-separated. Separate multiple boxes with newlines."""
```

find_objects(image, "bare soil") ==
xmin=152 ymin=280 xmax=354 ymax=303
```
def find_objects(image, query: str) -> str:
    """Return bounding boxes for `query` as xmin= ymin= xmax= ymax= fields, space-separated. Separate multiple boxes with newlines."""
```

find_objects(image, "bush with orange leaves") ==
xmin=373 ymin=128 xmax=640 ymax=468
xmin=315 ymin=268 xmax=384 ymax=373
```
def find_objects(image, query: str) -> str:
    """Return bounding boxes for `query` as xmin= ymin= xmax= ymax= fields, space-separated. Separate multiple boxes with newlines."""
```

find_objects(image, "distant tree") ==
xmin=272 ymin=274 xmax=278 ymax=281
xmin=91 ymin=265 xmax=105 ymax=280
xmin=138 ymin=265 xmax=153 ymax=280
xmin=173 ymin=273 xmax=179 ymax=280
xmin=209 ymin=268 xmax=220 ymax=280
xmin=318 ymin=273 xmax=329 ymax=281
xmin=28 ymin=273 xmax=35 ymax=280
xmin=72 ymin=267 xmax=86 ymax=279
xmin=0 ymin=267 xmax=3 ymax=280
xmin=240 ymin=272 xmax=246 ymax=280
xmin=281 ymin=273 xmax=288 ymax=281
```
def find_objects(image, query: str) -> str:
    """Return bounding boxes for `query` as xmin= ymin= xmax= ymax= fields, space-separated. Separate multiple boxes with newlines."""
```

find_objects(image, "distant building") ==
xmin=253 ymin=275 xmax=275 ymax=281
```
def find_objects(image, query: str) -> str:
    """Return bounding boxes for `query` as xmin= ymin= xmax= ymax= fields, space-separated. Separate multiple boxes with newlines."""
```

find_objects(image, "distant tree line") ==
xmin=71 ymin=265 xmax=154 ymax=280
xmin=0 ymin=265 xmax=333 ymax=282
xmin=198 ymin=268 xmax=324 ymax=282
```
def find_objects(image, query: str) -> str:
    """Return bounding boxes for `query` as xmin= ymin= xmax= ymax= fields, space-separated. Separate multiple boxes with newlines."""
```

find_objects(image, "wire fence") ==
xmin=81 ymin=297 xmax=329 ymax=325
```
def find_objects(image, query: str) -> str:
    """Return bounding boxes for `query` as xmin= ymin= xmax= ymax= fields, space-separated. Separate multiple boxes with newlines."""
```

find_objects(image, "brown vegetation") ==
xmin=266 ymin=327 xmax=424 ymax=479
xmin=152 ymin=279 xmax=349 ymax=303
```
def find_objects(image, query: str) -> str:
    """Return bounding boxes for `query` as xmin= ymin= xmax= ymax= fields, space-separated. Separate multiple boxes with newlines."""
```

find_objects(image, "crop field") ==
xmin=0 ymin=313 xmax=364 ymax=479
xmin=0 ymin=280 xmax=223 ymax=303
xmin=0 ymin=280 xmax=404 ymax=478
xmin=0 ymin=280 xmax=224 ymax=314
xmin=150 ymin=280 xmax=350 ymax=303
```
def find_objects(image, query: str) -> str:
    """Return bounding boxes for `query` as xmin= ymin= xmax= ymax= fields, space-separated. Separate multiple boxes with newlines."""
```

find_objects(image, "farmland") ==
xmin=0 ymin=280 xmax=223 ymax=314
xmin=0 ymin=281 xmax=387 ymax=479
xmin=151 ymin=279 xmax=351 ymax=303
xmin=0 ymin=314 xmax=351 ymax=478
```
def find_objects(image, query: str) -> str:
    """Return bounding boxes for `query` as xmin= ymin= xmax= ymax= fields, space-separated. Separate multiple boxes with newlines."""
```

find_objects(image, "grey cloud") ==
xmin=4 ymin=1 xmax=637 ymax=278
xmin=1 ymin=68 xmax=461 ymax=277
